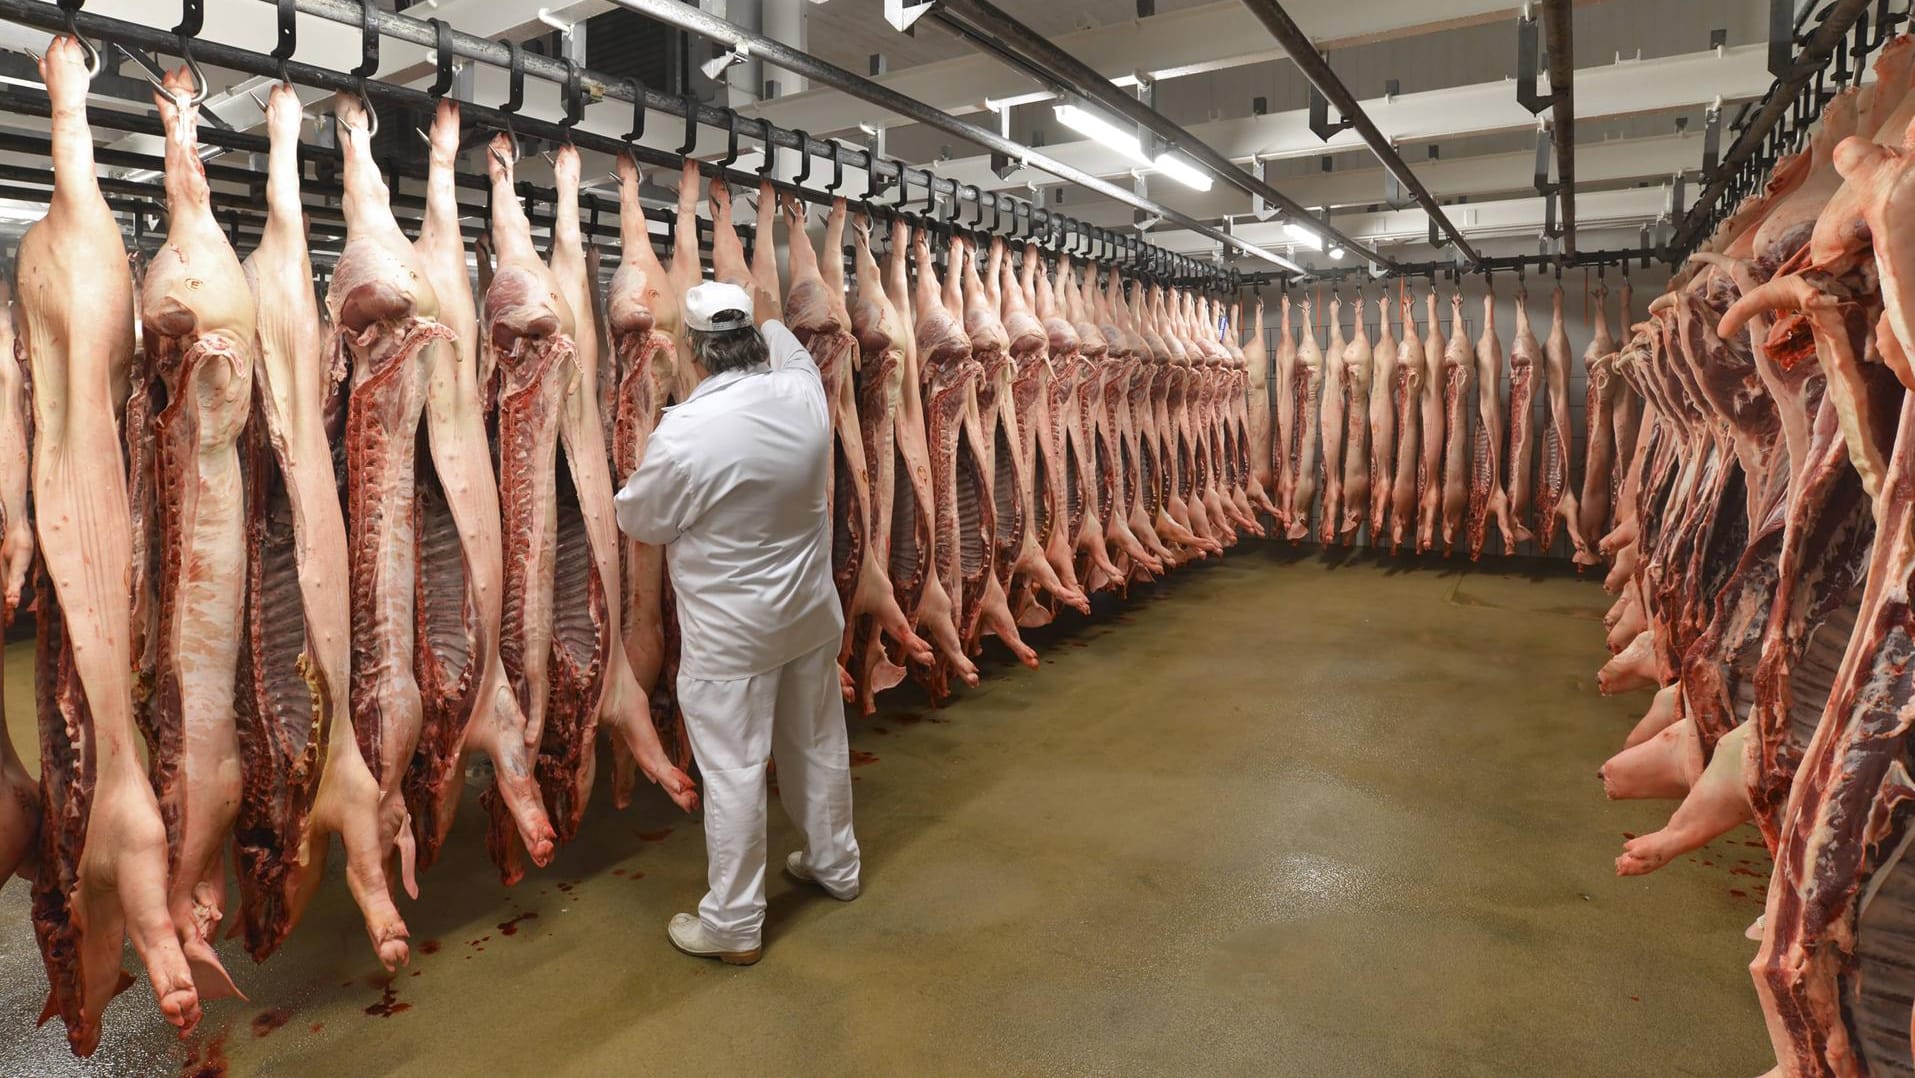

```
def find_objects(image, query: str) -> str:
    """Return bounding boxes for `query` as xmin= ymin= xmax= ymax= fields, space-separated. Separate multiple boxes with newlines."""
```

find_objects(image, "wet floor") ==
xmin=0 ymin=543 xmax=1773 ymax=1075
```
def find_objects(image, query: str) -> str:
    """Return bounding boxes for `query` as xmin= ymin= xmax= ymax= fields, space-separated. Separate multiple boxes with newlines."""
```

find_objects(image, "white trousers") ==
xmin=676 ymin=638 xmax=861 ymax=949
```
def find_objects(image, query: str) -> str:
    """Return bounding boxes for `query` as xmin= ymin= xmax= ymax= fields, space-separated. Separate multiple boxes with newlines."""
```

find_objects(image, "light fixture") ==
xmin=1055 ymin=104 xmax=1213 ymax=191
xmin=1282 ymin=222 xmax=1324 ymax=251
xmin=1054 ymin=103 xmax=1149 ymax=165
xmin=0 ymin=198 xmax=45 ymax=224
xmin=1328 ymin=245 xmax=1346 ymax=261
xmin=1150 ymin=152 xmax=1212 ymax=191
xmin=1219 ymin=237 xmax=1305 ymax=274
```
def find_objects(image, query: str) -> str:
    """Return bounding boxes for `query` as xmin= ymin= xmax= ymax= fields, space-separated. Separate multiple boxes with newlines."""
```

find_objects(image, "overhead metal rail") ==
xmin=1231 ymin=0 xmax=1478 ymax=265
xmin=270 ymin=0 xmax=1245 ymax=279
xmin=0 ymin=105 xmax=712 ymax=264
xmin=1670 ymin=0 xmax=1875 ymax=253
xmin=0 ymin=0 xmax=1238 ymax=287
xmin=599 ymin=0 xmax=1306 ymax=275
xmin=1236 ymin=245 xmax=1666 ymax=288
xmin=0 ymin=46 xmax=722 ymax=264
xmin=921 ymin=0 xmax=1391 ymax=270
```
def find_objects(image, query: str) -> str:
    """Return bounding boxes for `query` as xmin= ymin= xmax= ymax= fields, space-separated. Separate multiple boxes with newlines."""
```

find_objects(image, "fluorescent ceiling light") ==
xmin=1150 ymin=152 xmax=1212 ymax=191
xmin=0 ymin=198 xmax=44 ymax=224
xmin=1233 ymin=240 xmax=1305 ymax=274
xmin=1056 ymin=104 xmax=1213 ymax=191
xmin=1328 ymin=245 xmax=1346 ymax=261
xmin=1054 ymin=103 xmax=1149 ymax=166
xmin=1282 ymin=221 xmax=1324 ymax=251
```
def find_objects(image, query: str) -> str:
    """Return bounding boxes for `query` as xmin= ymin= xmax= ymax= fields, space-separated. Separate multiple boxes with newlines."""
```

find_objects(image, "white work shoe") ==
xmin=667 ymin=913 xmax=761 ymax=966
xmin=785 ymin=851 xmax=859 ymax=901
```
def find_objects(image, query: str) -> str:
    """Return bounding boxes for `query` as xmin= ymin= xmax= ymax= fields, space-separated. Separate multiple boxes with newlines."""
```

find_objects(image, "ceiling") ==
xmin=752 ymin=0 xmax=1789 ymax=270
xmin=0 ymin=0 xmax=1817 ymax=274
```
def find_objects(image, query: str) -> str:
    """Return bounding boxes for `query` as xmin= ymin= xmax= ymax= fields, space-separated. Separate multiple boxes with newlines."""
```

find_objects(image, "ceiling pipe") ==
xmin=606 ymin=0 xmax=1308 ymax=274
xmin=1538 ymin=0 xmax=1575 ymax=254
xmin=1671 ymin=0 xmax=1871 ymax=252
xmin=927 ymin=0 xmax=1393 ymax=270
xmin=1230 ymin=0 xmax=1479 ymax=266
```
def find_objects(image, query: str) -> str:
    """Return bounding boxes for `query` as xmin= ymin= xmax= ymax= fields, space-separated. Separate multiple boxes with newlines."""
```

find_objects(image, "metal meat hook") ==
xmin=333 ymin=86 xmax=379 ymax=139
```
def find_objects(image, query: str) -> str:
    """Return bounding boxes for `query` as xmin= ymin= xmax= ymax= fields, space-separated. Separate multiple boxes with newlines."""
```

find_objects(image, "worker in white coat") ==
xmin=614 ymin=281 xmax=862 ymax=965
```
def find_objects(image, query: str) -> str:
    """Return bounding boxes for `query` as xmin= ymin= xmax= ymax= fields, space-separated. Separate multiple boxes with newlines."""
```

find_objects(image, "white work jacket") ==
xmin=614 ymin=320 xmax=844 ymax=680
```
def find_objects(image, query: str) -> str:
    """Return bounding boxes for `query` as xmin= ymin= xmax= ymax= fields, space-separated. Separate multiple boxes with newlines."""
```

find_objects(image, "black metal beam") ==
xmin=923 ymin=0 xmax=1382 ymax=269
xmin=1672 ymin=0 xmax=1871 ymax=252
xmin=1236 ymin=245 xmax=1668 ymax=288
xmin=1231 ymin=0 xmax=1477 ymax=265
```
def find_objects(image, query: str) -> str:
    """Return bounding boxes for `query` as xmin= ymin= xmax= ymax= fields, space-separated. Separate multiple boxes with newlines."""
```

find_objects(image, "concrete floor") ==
xmin=0 ymin=545 xmax=1774 ymax=1076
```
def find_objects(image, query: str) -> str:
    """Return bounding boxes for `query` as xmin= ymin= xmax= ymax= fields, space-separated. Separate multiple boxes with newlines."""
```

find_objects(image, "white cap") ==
xmin=684 ymin=281 xmax=755 ymax=332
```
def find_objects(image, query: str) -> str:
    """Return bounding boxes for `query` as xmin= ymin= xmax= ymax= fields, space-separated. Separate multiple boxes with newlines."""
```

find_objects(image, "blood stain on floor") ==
xmin=365 ymin=978 xmax=412 ymax=1018
xmin=249 ymin=1008 xmax=293 ymax=1038
xmin=181 ymin=1027 xmax=230 ymax=1078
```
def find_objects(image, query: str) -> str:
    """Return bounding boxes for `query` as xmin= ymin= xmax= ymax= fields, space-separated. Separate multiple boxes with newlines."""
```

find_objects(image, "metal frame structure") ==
xmin=600 ymin=0 xmax=1305 ymax=274
xmin=919 ymin=0 xmax=1399 ymax=268
xmin=919 ymin=42 xmax=1771 ymax=222
xmin=5 ymin=0 xmax=1886 ymax=286
xmin=283 ymin=0 xmax=1254 ymax=281
xmin=1232 ymin=0 xmax=1479 ymax=265
xmin=1242 ymin=245 xmax=1662 ymax=288
xmin=745 ymin=1 xmax=1575 ymax=139
xmin=1538 ymin=0 xmax=1576 ymax=254
xmin=1670 ymin=0 xmax=1878 ymax=252
xmin=0 ymin=0 xmax=1243 ymax=287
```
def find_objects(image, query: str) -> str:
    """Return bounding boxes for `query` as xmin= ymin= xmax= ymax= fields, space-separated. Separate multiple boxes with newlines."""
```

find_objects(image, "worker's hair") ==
xmin=688 ymin=316 xmax=767 ymax=374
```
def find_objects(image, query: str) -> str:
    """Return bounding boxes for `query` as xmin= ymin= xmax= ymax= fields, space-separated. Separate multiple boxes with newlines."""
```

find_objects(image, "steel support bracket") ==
xmin=1701 ymin=103 xmax=1722 ymax=175
xmin=1251 ymin=157 xmax=1277 ymax=221
xmin=1533 ymin=125 xmax=1557 ymax=195
xmin=869 ymin=155 xmax=895 ymax=197
xmin=1383 ymin=166 xmax=1413 ymax=211
xmin=1516 ymin=14 xmax=1557 ymax=114
xmin=886 ymin=0 xmax=938 ymax=33
xmin=1307 ymin=82 xmax=1353 ymax=141
xmin=1770 ymin=0 xmax=1801 ymax=78
xmin=988 ymin=99 xmax=1017 ymax=179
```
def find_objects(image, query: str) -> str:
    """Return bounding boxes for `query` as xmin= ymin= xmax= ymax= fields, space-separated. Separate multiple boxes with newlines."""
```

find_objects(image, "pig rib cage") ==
xmin=0 ymin=0 xmax=1237 ymax=288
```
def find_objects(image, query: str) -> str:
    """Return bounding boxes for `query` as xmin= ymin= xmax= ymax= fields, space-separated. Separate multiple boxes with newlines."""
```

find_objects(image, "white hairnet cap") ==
xmin=684 ymin=281 xmax=755 ymax=331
